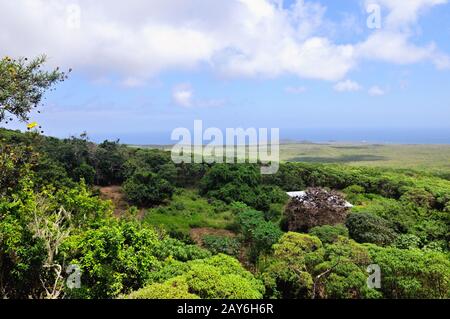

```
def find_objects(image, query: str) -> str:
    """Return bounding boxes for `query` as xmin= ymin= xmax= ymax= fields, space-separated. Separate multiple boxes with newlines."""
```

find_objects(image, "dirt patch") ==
xmin=98 ymin=185 xmax=129 ymax=216
xmin=97 ymin=185 xmax=145 ymax=218
xmin=190 ymin=227 xmax=236 ymax=246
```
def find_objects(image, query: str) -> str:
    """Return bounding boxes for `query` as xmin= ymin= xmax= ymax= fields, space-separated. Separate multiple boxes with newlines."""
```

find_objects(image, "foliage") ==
xmin=346 ymin=212 xmax=398 ymax=246
xmin=123 ymin=169 xmax=174 ymax=207
xmin=143 ymin=189 xmax=234 ymax=238
xmin=91 ymin=140 xmax=127 ymax=185
xmin=259 ymin=233 xmax=381 ymax=299
xmin=236 ymin=209 xmax=282 ymax=260
xmin=123 ymin=277 xmax=199 ymax=299
xmin=202 ymin=235 xmax=240 ymax=256
xmin=126 ymin=254 xmax=265 ymax=299
xmin=309 ymin=224 xmax=349 ymax=244
xmin=0 ymin=55 xmax=68 ymax=122
xmin=367 ymin=245 xmax=450 ymax=298
xmin=259 ymin=233 xmax=323 ymax=299
xmin=393 ymin=234 xmax=422 ymax=250
xmin=200 ymin=163 xmax=286 ymax=211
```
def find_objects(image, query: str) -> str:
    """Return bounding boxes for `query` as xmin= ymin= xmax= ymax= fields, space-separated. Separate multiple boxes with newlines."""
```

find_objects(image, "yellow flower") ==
xmin=27 ymin=122 xmax=38 ymax=129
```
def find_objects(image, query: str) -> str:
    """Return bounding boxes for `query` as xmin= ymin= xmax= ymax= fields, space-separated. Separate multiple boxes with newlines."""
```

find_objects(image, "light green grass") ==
xmin=132 ymin=143 xmax=450 ymax=173
xmin=279 ymin=143 xmax=450 ymax=173
xmin=143 ymin=189 xmax=235 ymax=235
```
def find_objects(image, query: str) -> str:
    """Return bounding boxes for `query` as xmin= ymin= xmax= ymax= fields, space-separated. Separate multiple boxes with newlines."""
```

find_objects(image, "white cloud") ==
xmin=368 ymin=86 xmax=386 ymax=96
xmin=0 ymin=0 xmax=448 ymax=83
xmin=367 ymin=0 xmax=447 ymax=27
xmin=173 ymin=84 xmax=193 ymax=107
xmin=285 ymin=86 xmax=307 ymax=94
xmin=333 ymin=80 xmax=362 ymax=92
xmin=172 ymin=83 xmax=224 ymax=108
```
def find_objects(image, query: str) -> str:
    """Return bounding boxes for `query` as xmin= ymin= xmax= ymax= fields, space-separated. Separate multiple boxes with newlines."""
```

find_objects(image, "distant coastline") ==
xmin=88 ymin=128 xmax=450 ymax=145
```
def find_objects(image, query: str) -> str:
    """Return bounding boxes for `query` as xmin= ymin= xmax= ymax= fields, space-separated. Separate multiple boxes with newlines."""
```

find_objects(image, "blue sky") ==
xmin=1 ymin=0 xmax=450 ymax=143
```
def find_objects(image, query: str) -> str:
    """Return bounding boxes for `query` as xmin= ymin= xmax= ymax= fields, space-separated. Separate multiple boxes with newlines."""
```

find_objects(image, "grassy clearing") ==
xmin=279 ymin=143 xmax=450 ymax=173
xmin=135 ymin=143 xmax=450 ymax=173
xmin=143 ymin=189 xmax=235 ymax=236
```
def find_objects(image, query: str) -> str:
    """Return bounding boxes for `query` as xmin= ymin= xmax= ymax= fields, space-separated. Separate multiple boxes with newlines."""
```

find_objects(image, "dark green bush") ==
xmin=346 ymin=212 xmax=398 ymax=246
xmin=309 ymin=224 xmax=349 ymax=244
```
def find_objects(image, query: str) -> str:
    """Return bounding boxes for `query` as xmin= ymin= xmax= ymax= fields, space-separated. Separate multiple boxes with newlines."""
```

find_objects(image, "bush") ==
xmin=72 ymin=163 xmax=96 ymax=185
xmin=200 ymin=164 xmax=285 ymax=211
xmin=309 ymin=224 xmax=349 ymax=244
xmin=126 ymin=254 xmax=265 ymax=299
xmin=346 ymin=212 xmax=398 ymax=246
xmin=259 ymin=233 xmax=324 ymax=299
xmin=123 ymin=169 xmax=174 ymax=206
xmin=236 ymin=209 xmax=282 ymax=260
xmin=202 ymin=235 xmax=240 ymax=256
xmin=367 ymin=245 xmax=450 ymax=298
xmin=123 ymin=277 xmax=199 ymax=299
xmin=394 ymin=234 xmax=422 ymax=249
xmin=251 ymin=221 xmax=283 ymax=257
xmin=259 ymin=234 xmax=380 ymax=299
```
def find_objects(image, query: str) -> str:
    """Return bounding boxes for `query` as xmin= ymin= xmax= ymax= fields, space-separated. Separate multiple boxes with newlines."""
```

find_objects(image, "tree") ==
xmin=259 ymin=233 xmax=324 ymax=299
xmin=92 ymin=140 xmax=127 ymax=185
xmin=259 ymin=233 xmax=380 ymax=299
xmin=346 ymin=212 xmax=398 ymax=246
xmin=29 ymin=206 xmax=71 ymax=299
xmin=284 ymin=188 xmax=350 ymax=232
xmin=125 ymin=254 xmax=265 ymax=299
xmin=236 ymin=209 xmax=282 ymax=260
xmin=309 ymin=224 xmax=349 ymax=244
xmin=0 ymin=55 xmax=68 ymax=123
xmin=367 ymin=245 xmax=450 ymax=298
xmin=123 ymin=169 xmax=174 ymax=206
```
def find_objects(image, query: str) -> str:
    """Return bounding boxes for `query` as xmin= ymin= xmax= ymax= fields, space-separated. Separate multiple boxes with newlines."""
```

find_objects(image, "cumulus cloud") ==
xmin=172 ymin=84 xmax=194 ymax=107
xmin=0 ymin=0 xmax=448 ymax=83
xmin=368 ymin=86 xmax=386 ymax=96
xmin=333 ymin=80 xmax=362 ymax=92
xmin=172 ymin=83 xmax=224 ymax=108
xmin=357 ymin=0 xmax=449 ymax=68
xmin=367 ymin=0 xmax=448 ymax=27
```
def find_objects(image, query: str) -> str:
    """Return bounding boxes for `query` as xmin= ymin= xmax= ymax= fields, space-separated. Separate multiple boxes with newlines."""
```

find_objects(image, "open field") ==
xmin=278 ymin=143 xmax=450 ymax=172
xmin=132 ymin=143 xmax=450 ymax=173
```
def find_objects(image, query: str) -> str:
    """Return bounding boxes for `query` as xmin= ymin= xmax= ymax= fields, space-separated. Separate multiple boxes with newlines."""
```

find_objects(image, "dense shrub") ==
xmin=126 ymin=254 xmax=265 ymax=299
xmin=62 ymin=220 xmax=210 ymax=299
xmin=309 ymin=224 xmax=349 ymax=244
xmin=202 ymin=235 xmax=240 ymax=256
xmin=394 ymin=234 xmax=422 ymax=249
xmin=123 ymin=169 xmax=174 ymax=206
xmin=236 ymin=209 xmax=282 ymax=260
xmin=259 ymin=233 xmax=380 ymax=299
xmin=259 ymin=233 xmax=323 ymax=299
xmin=123 ymin=277 xmax=199 ymax=299
xmin=200 ymin=164 xmax=286 ymax=211
xmin=346 ymin=212 xmax=398 ymax=246
xmin=367 ymin=245 xmax=450 ymax=298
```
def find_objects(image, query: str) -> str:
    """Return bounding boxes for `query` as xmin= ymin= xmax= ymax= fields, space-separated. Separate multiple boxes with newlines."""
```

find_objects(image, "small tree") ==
xmin=29 ymin=204 xmax=71 ymax=299
xmin=284 ymin=188 xmax=350 ymax=232
xmin=0 ymin=55 xmax=68 ymax=123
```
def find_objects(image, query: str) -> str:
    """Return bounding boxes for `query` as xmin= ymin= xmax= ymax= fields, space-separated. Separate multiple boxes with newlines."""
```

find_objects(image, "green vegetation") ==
xmin=143 ymin=189 xmax=235 ymax=238
xmin=1 ymin=56 xmax=449 ymax=299
xmin=0 ymin=55 xmax=68 ymax=123
xmin=278 ymin=142 xmax=450 ymax=173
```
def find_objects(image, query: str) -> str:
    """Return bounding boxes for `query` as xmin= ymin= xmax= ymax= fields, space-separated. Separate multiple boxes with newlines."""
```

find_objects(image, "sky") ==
xmin=1 ymin=0 xmax=450 ymax=144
